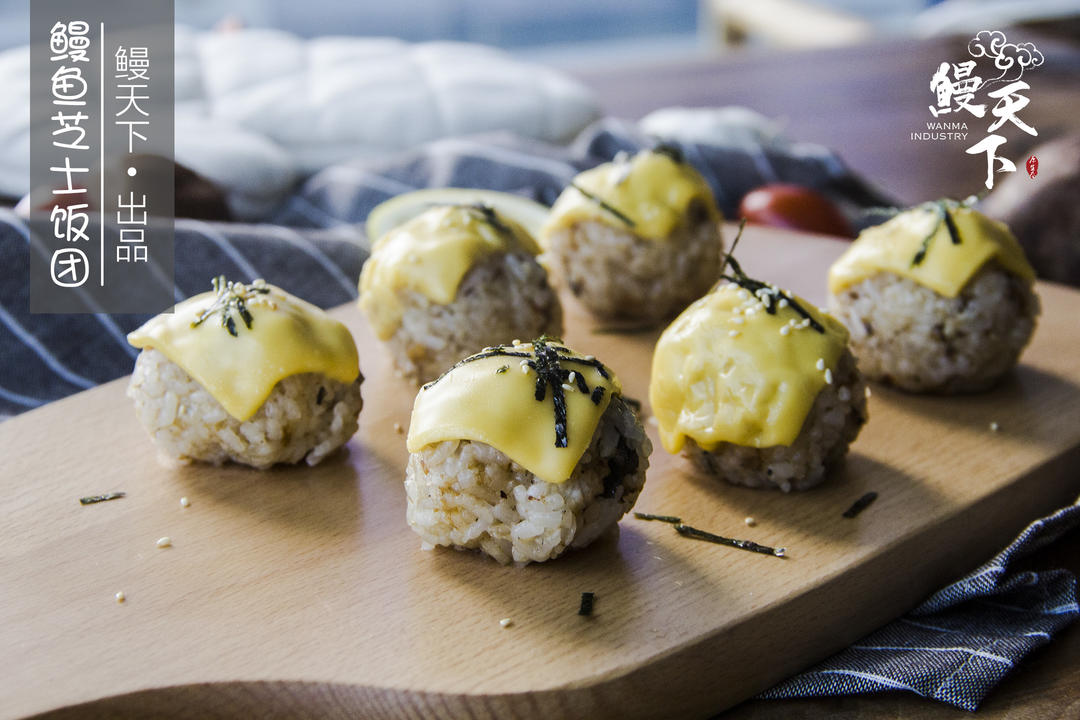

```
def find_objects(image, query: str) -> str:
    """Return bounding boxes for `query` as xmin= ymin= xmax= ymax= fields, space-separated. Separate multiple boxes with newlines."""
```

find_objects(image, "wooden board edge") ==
xmin=22 ymin=445 xmax=1080 ymax=720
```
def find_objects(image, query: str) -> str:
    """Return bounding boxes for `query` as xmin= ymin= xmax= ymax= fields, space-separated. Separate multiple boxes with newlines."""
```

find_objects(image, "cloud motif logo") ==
xmin=968 ymin=29 xmax=1045 ymax=85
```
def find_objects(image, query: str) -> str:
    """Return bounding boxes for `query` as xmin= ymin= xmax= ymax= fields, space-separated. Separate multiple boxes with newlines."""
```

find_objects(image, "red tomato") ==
xmin=738 ymin=183 xmax=854 ymax=238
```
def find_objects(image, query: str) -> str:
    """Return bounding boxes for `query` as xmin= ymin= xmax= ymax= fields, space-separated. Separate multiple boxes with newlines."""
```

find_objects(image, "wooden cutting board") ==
xmin=3 ymin=226 xmax=1079 ymax=720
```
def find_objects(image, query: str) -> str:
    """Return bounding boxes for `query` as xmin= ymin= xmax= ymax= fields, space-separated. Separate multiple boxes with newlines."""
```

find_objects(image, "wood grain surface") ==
xmin=2 ymin=225 xmax=1079 ymax=720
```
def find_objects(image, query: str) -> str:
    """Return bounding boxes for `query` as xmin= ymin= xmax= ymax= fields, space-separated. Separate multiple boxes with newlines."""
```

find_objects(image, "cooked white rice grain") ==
xmin=405 ymin=397 xmax=650 ymax=564
xmin=828 ymin=264 xmax=1039 ymax=393
xmin=543 ymin=206 xmax=722 ymax=324
xmin=128 ymin=349 xmax=363 ymax=468
xmin=381 ymin=252 xmax=562 ymax=384
xmin=686 ymin=348 xmax=866 ymax=492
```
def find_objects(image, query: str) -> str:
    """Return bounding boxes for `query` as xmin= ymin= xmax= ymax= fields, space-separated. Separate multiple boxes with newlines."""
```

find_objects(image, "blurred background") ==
xmin=1 ymin=0 xmax=1076 ymax=64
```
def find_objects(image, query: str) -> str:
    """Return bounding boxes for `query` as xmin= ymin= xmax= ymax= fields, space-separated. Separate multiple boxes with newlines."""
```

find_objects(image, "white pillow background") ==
xmin=1 ymin=26 xmax=600 ymax=220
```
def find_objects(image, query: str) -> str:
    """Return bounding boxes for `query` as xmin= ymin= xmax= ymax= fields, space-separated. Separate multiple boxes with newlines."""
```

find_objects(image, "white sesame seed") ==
xmin=990 ymin=421 xmax=1000 ymax=432
xmin=393 ymin=422 xmax=404 ymax=435
xmin=774 ymin=547 xmax=787 ymax=558
xmin=180 ymin=497 xmax=190 ymax=508
xmin=567 ymin=371 xmax=577 ymax=384
xmin=865 ymin=386 xmax=872 ymax=398
xmin=585 ymin=355 xmax=595 ymax=362
xmin=500 ymin=618 xmax=513 ymax=628
xmin=512 ymin=339 xmax=521 ymax=346
xmin=156 ymin=537 xmax=172 ymax=549
xmin=729 ymin=329 xmax=740 ymax=338
xmin=731 ymin=317 xmax=745 ymax=325
xmin=520 ymin=365 xmax=529 ymax=375
xmin=738 ymin=289 xmax=750 ymax=300
xmin=777 ymin=298 xmax=789 ymax=309
xmin=816 ymin=358 xmax=825 ymax=371
xmin=115 ymin=591 xmax=125 ymax=603
xmin=744 ymin=516 xmax=757 ymax=527
xmin=562 ymin=383 xmax=574 ymax=392
xmin=824 ymin=369 xmax=834 ymax=385
xmin=779 ymin=325 xmax=791 ymax=336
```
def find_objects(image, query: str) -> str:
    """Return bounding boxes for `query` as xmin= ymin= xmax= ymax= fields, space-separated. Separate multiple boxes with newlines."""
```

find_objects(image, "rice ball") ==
xmin=359 ymin=204 xmax=562 ymax=384
xmin=127 ymin=277 xmax=363 ymax=469
xmin=542 ymin=147 xmax=724 ymax=325
xmin=651 ymin=281 xmax=867 ymax=492
xmin=829 ymin=201 xmax=1039 ymax=393
xmin=405 ymin=340 xmax=650 ymax=564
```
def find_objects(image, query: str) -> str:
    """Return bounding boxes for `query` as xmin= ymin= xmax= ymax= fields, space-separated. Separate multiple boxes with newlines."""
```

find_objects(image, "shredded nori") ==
xmin=422 ymin=337 xmax=613 ymax=449
xmin=719 ymin=220 xmax=825 ymax=334
xmin=633 ymin=512 xmax=682 ymax=524
xmin=674 ymin=523 xmax=786 ymax=558
xmin=570 ymin=181 xmax=636 ymax=228
xmin=80 ymin=491 xmax=126 ymax=505
xmin=316 ymin=386 xmax=326 ymax=405
xmin=652 ymin=142 xmax=685 ymax=164
xmin=842 ymin=491 xmax=879 ymax=518
xmin=191 ymin=276 xmax=272 ymax=337
xmin=464 ymin=202 xmax=513 ymax=237
xmin=578 ymin=591 xmax=596 ymax=617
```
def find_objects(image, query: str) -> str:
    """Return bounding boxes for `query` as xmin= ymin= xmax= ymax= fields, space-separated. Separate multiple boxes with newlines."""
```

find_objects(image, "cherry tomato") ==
xmin=738 ymin=183 xmax=854 ymax=238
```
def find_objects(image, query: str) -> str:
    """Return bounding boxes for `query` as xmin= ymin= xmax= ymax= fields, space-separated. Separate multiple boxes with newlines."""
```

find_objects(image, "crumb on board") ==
xmin=115 ymin=591 xmax=125 ymax=603
xmin=744 ymin=516 xmax=757 ymax=527
xmin=578 ymin=592 xmax=596 ymax=617
xmin=80 ymin=491 xmax=126 ymax=506
xmin=843 ymin=491 xmax=879 ymax=519
xmin=393 ymin=422 xmax=404 ymax=435
xmin=499 ymin=618 xmax=513 ymax=628
xmin=156 ymin=536 xmax=172 ymax=549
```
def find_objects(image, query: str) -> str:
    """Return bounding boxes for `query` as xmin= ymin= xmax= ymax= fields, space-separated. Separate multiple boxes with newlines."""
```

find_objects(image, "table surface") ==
xmin=570 ymin=31 xmax=1080 ymax=720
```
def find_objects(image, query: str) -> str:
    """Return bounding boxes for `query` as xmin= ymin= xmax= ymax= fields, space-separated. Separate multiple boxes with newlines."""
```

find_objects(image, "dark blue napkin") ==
xmin=759 ymin=501 xmax=1079 ymax=710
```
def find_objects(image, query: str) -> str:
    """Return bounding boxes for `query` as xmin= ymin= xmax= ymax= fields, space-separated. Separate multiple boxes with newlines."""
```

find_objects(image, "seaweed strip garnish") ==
xmin=570 ymin=182 xmax=636 ymax=228
xmin=652 ymin=142 xmax=685 ymax=164
xmin=422 ymin=337 xmax=614 ymax=449
xmin=191 ymin=276 xmax=272 ymax=337
xmin=897 ymin=196 xmax=981 ymax=267
xmin=720 ymin=220 xmax=824 ymax=333
xmin=842 ymin=491 xmax=879 ymax=518
xmin=633 ymin=512 xmax=682 ymax=524
xmin=578 ymin=592 xmax=596 ymax=617
xmin=80 ymin=491 xmax=126 ymax=505
xmin=674 ymin=523 xmax=787 ymax=558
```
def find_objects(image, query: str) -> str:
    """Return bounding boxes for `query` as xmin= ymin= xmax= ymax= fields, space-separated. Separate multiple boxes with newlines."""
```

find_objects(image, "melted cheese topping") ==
xmin=359 ymin=205 xmax=542 ymax=339
xmin=828 ymin=204 xmax=1035 ymax=297
xmin=650 ymin=284 xmax=849 ymax=452
xmin=407 ymin=343 xmax=620 ymax=484
xmin=542 ymin=150 xmax=720 ymax=240
xmin=128 ymin=283 xmax=359 ymax=421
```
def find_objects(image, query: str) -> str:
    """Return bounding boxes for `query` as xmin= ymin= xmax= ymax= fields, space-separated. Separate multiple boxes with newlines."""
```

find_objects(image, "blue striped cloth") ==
xmin=760 ymin=501 xmax=1080 ymax=710
xmin=1 ymin=118 xmax=1076 ymax=711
